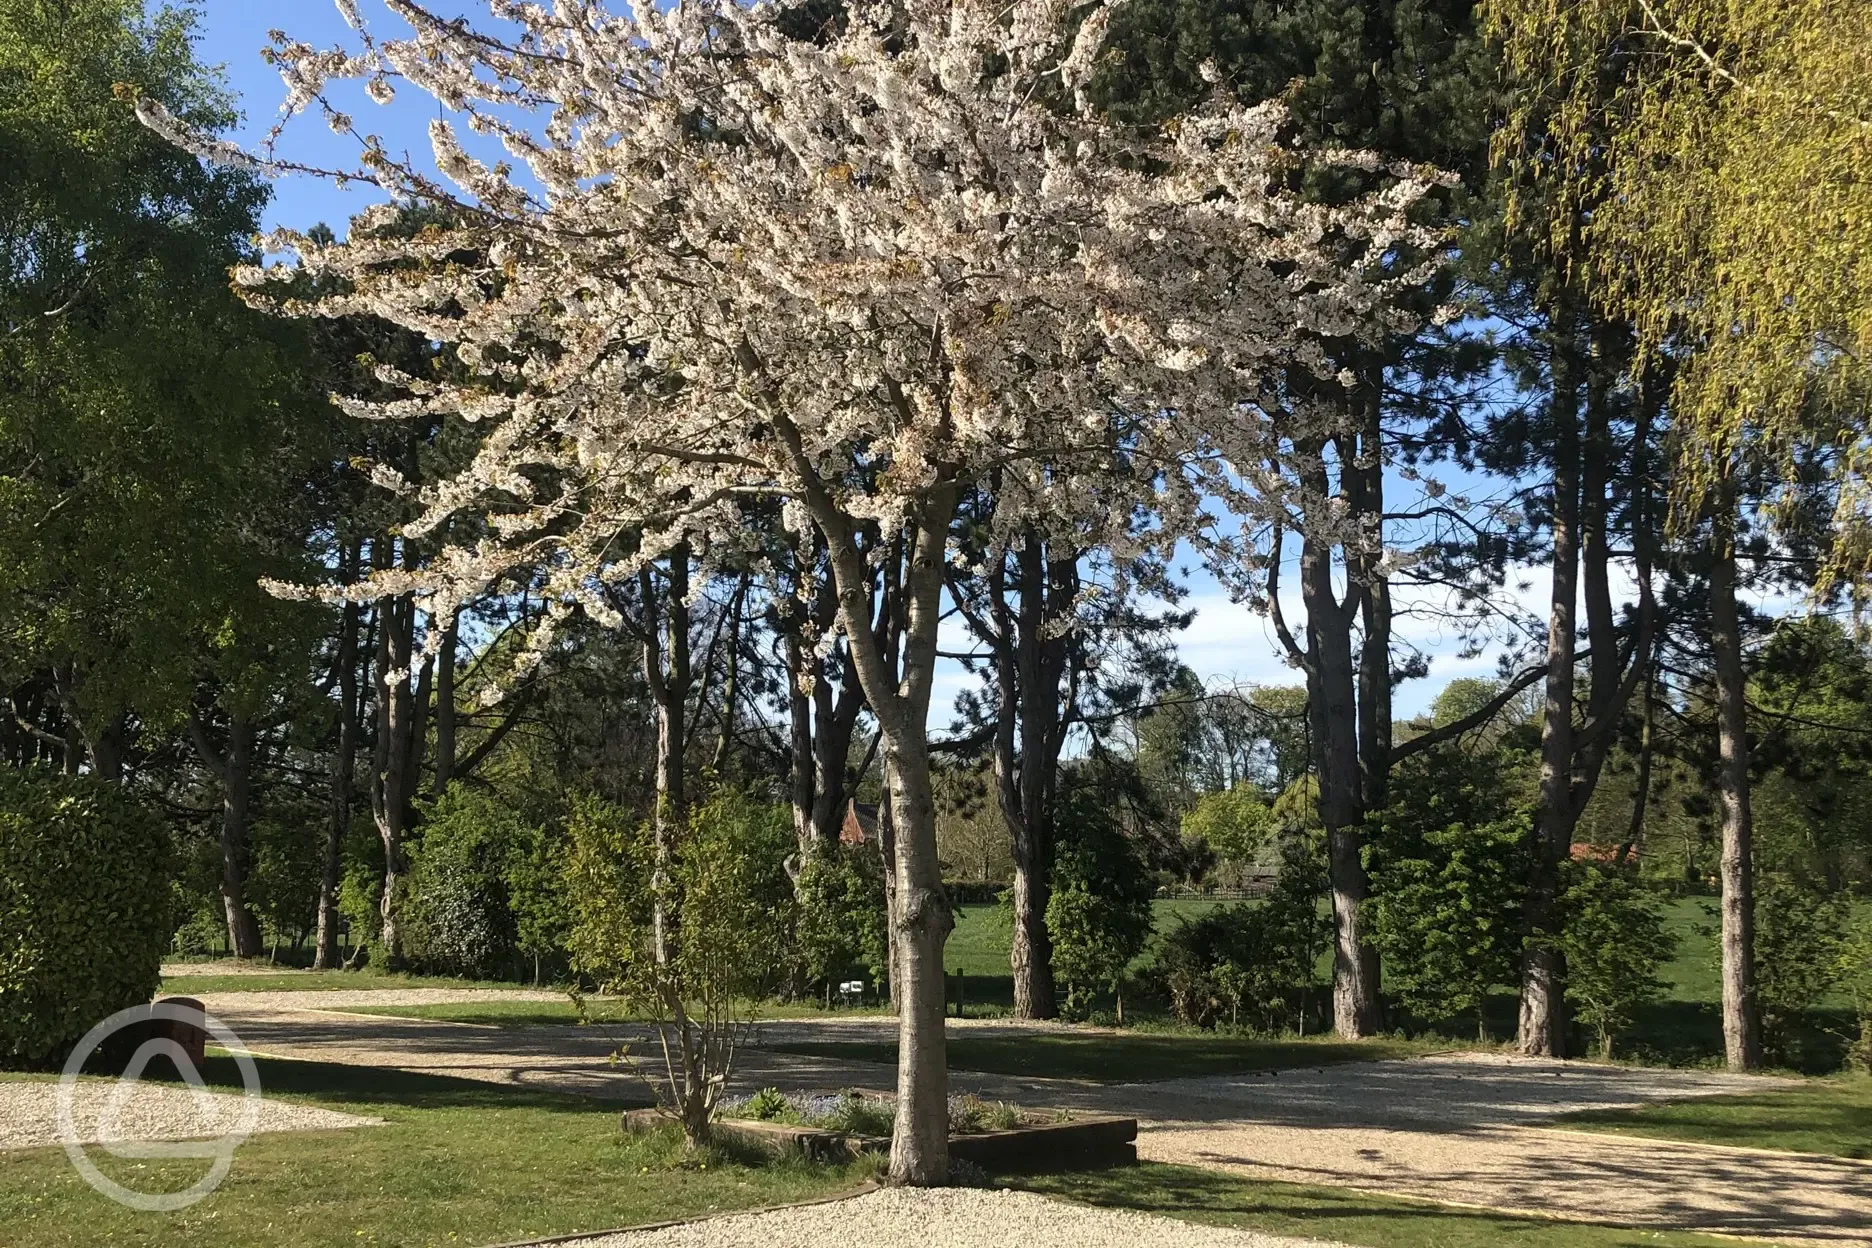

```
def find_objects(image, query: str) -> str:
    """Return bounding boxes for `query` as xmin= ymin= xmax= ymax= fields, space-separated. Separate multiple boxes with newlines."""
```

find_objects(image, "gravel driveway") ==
xmin=0 ymin=1077 xmax=377 ymax=1151
xmin=190 ymin=989 xmax=1872 ymax=1247
xmin=558 ymin=1187 xmax=1344 ymax=1248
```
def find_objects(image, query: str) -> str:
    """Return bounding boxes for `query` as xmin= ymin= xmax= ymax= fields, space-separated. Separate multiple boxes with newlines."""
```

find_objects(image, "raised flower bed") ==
xmin=621 ymin=1091 xmax=1136 ymax=1171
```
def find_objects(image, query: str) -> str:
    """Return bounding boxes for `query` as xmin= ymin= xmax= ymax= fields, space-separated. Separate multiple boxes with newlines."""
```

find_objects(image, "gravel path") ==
xmin=188 ymin=989 xmax=1872 ymax=1247
xmin=0 ymin=1078 xmax=377 ymax=1151
xmin=559 ymin=1187 xmax=1345 ymax=1248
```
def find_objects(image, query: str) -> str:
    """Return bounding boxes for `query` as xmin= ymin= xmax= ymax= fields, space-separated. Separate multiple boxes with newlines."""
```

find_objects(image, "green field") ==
xmin=0 ymin=1059 xmax=869 ymax=1248
xmin=1555 ymin=1075 xmax=1872 ymax=1159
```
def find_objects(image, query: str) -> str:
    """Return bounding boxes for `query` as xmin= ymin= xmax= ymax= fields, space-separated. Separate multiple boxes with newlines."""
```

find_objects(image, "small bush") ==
xmin=402 ymin=785 xmax=539 ymax=979
xmin=1 ymin=768 xmax=174 ymax=1068
xmin=1368 ymin=819 xmax=1528 ymax=1037
xmin=1047 ymin=782 xmax=1154 ymax=1020
xmin=1152 ymin=839 xmax=1328 ymax=1030
xmin=745 ymin=1087 xmax=792 ymax=1121
xmin=794 ymin=841 xmax=887 ymax=994
xmin=1559 ymin=860 xmax=1676 ymax=1059
xmin=1755 ymin=872 xmax=1852 ymax=1061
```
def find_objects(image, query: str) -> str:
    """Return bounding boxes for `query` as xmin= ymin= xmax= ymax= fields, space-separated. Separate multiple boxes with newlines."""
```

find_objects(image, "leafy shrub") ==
xmin=1 ymin=769 xmax=174 ymax=1068
xmin=565 ymin=788 xmax=795 ymax=1145
xmin=794 ymin=840 xmax=887 ymax=993
xmin=744 ymin=1087 xmax=792 ymax=1121
xmin=402 ymin=785 xmax=537 ymax=979
xmin=948 ymin=1093 xmax=1020 ymax=1134
xmin=1841 ymin=915 xmax=1872 ymax=1075
xmin=1559 ymin=861 xmax=1676 ymax=1059
xmin=1755 ymin=871 xmax=1852 ymax=1060
xmin=1047 ymin=783 xmax=1154 ymax=1020
xmin=1369 ymin=818 xmax=1528 ymax=1037
xmin=1153 ymin=839 xmax=1328 ymax=1030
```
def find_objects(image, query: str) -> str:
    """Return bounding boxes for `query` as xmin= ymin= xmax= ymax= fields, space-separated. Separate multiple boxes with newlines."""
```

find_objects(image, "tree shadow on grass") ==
xmin=159 ymin=1054 xmax=641 ymax=1114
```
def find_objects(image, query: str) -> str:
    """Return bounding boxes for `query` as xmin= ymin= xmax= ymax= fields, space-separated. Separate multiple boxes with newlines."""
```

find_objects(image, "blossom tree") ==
xmin=137 ymin=0 xmax=1444 ymax=1183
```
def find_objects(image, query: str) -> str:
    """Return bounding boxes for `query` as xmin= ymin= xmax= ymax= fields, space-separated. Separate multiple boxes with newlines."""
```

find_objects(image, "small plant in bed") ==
xmin=721 ymin=1088 xmax=1055 ymax=1136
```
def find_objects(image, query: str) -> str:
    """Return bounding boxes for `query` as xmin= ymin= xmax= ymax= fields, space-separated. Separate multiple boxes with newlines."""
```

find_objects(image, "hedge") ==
xmin=0 ymin=768 xmax=174 ymax=1069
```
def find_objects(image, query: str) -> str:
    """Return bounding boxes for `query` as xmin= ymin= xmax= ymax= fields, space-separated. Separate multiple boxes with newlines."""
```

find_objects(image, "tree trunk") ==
xmin=218 ymin=713 xmax=263 ymax=958
xmin=1299 ymin=447 xmax=1381 ymax=1039
xmin=643 ymin=549 xmax=692 ymax=966
xmin=1710 ymin=487 xmax=1763 ymax=1071
xmin=433 ymin=615 xmax=458 ymax=795
xmin=315 ymin=586 xmax=363 ymax=971
xmin=880 ymin=726 xmax=953 ymax=1184
xmin=1519 ymin=327 xmax=1582 ymax=1059
xmin=371 ymin=545 xmax=416 ymax=964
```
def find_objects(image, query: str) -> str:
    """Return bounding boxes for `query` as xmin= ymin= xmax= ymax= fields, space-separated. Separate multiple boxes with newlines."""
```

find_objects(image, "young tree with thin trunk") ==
xmin=141 ymin=0 xmax=1441 ymax=1182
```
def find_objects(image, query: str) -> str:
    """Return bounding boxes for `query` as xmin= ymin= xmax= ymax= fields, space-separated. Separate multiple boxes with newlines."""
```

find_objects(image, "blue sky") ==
xmin=181 ymin=1 xmax=1554 ymax=725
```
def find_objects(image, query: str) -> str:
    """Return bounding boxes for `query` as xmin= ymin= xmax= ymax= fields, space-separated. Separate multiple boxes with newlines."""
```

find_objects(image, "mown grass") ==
xmin=766 ymin=1031 xmax=1446 ymax=1083
xmin=0 ymin=1058 xmax=874 ymax=1248
xmin=1015 ymin=1161 xmax=1778 ymax=1248
xmin=1554 ymin=1075 xmax=1872 ymax=1159
xmin=158 ymin=965 xmax=524 ymax=996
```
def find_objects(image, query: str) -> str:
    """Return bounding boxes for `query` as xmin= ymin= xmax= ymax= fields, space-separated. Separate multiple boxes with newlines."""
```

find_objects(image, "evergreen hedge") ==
xmin=0 ymin=768 xmax=173 ymax=1068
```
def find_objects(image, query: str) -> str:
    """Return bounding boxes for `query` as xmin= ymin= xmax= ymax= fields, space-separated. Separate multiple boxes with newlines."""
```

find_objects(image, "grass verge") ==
xmin=158 ymin=968 xmax=527 ymax=996
xmin=767 ymin=1031 xmax=1444 ymax=1083
xmin=1015 ymin=1160 xmax=1777 ymax=1248
xmin=1553 ymin=1075 xmax=1872 ymax=1159
xmin=0 ymin=1057 xmax=875 ymax=1248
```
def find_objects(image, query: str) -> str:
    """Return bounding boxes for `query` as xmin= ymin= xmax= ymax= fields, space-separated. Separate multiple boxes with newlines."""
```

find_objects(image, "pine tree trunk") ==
xmin=1519 ymin=327 xmax=1582 ymax=1060
xmin=315 ymin=585 xmax=362 ymax=971
xmin=1710 ymin=490 xmax=1763 ymax=1070
xmin=372 ymin=547 xmax=416 ymax=964
xmin=219 ymin=714 xmax=263 ymax=958
xmin=1301 ymin=489 xmax=1380 ymax=1039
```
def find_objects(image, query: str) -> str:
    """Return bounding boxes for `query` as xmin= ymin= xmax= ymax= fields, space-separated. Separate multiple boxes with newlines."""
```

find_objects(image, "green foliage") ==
xmin=1153 ymin=840 xmax=1330 ymax=1030
xmin=401 ymin=786 xmax=540 ymax=980
xmin=0 ymin=0 xmax=335 ymax=735
xmin=1046 ymin=783 xmax=1155 ymax=1019
xmin=1559 ymin=862 xmax=1677 ymax=1059
xmin=247 ymin=801 xmax=324 ymax=950
xmin=793 ymin=841 xmax=888 ymax=991
xmin=1754 ymin=872 xmax=1852 ymax=1061
xmin=744 ymin=1087 xmax=791 ymax=1121
xmin=564 ymin=788 xmax=794 ymax=1010
xmin=1181 ymin=786 xmax=1275 ymax=865
xmin=504 ymin=820 xmax=570 ymax=985
xmin=1841 ymin=915 xmax=1872 ymax=1075
xmin=1370 ymin=819 xmax=1528 ymax=1035
xmin=0 ymin=768 xmax=173 ymax=1067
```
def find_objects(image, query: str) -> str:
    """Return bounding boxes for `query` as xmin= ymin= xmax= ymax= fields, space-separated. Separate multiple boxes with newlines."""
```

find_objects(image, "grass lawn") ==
xmin=1016 ymin=1161 xmax=1776 ymax=1248
xmin=1554 ymin=1075 xmax=1872 ymax=1159
xmin=0 ymin=1058 xmax=873 ymax=1248
xmin=765 ymin=1031 xmax=1445 ymax=1083
xmin=158 ymin=967 xmax=528 ymax=996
